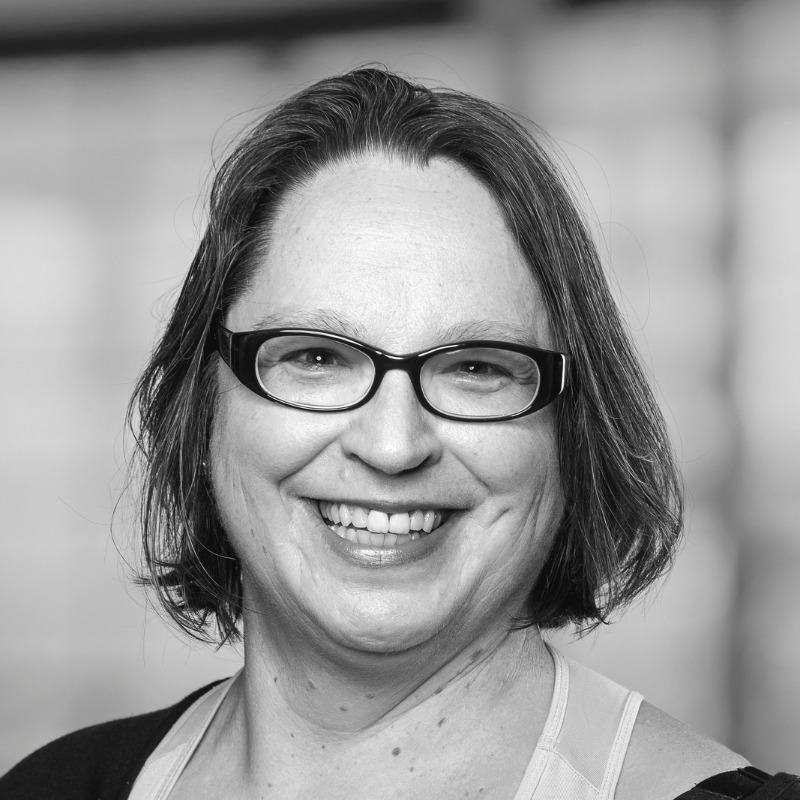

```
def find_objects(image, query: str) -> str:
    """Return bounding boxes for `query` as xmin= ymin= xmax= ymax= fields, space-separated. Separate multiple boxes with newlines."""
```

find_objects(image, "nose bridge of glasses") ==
xmin=367 ymin=350 xmax=428 ymax=403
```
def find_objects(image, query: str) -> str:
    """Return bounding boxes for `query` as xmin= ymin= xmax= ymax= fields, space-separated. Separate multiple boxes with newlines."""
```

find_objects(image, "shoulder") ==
xmin=615 ymin=700 xmax=750 ymax=800
xmin=0 ymin=680 xmax=225 ymax=800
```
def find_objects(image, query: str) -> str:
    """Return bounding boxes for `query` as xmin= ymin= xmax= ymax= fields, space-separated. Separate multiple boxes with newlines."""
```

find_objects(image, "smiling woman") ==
xmin=2 ymin=68 xmax=797 ymax=800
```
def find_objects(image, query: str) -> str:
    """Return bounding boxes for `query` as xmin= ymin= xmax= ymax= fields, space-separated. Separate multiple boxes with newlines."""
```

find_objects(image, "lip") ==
xmin=306 ymin=498 xmax=455 ymax=568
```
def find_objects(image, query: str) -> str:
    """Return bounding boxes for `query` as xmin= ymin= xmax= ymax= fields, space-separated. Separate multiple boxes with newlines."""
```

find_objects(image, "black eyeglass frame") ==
xmin=216 ymin=326 xmax=569 ymax=422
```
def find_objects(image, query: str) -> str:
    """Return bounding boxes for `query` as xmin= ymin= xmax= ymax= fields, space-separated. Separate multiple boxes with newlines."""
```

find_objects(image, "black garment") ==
xmin=675 ymin=768 xmax=800 ymax=799
xmin=0 ymin=681 xmax=222 ymax=800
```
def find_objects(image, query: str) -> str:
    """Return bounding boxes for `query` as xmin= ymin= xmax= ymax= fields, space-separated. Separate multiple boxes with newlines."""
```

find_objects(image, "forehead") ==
xmin=229 ymin=154 xmax=552 ymax=350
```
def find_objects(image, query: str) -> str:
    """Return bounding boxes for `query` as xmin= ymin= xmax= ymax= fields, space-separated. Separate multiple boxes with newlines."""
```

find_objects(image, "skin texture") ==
xmin=179 ymin=154 xmax=747 ymax=799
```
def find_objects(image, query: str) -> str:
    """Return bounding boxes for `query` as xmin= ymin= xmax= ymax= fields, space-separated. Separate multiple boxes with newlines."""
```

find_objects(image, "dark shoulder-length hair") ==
xmin=128 ymin=67 xmax=682 ymax=643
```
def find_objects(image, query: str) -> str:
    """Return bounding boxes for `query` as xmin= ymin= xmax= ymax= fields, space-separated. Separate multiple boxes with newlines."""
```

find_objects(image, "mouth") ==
xmin=317 ymin=501 xmax=451 ymax=547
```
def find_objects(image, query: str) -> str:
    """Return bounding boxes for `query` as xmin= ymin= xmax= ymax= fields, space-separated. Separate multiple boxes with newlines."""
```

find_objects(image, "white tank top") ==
xmin=129 ymin=647 xmax=642 ymax=800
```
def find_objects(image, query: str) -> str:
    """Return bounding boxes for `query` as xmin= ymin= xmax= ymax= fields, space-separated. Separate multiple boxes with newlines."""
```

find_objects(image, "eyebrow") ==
xmin=249 ymin=308 xmax=369 ymax=339
xmin=248 ymin=308 xmax=537 ymax=347
xmin=435 ymin=319 xmax=537 ymax=346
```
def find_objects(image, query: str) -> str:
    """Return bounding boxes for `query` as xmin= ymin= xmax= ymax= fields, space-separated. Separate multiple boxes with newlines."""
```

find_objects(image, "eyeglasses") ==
xmin=217 ymin=327 xmax=568 ymax=422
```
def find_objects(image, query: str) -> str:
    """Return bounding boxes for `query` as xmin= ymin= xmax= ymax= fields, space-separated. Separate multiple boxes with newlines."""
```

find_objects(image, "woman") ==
xmin=2 ymin=68 xmax=797 ymax=800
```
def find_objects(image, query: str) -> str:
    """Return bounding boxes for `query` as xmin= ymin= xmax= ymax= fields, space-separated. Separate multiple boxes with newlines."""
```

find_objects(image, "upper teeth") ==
xmin=319 ymin=502 xmax=443 ymax=535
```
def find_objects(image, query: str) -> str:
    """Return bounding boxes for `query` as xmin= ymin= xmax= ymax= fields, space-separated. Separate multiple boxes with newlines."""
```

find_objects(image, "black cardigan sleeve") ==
xmin=673 ymin=767 xmax=800 ymax=799
xmin=0 ymin=681 xmax=225 ymax=800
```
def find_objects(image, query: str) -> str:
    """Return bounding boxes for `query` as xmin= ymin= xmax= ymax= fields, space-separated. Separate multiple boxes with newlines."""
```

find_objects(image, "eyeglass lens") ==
xmin=255 ymin=334 xmax=541 ymax=418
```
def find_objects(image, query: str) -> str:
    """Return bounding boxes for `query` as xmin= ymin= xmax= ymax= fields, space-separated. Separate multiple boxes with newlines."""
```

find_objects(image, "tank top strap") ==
xmin=513 ymin=646 xmax=643 ymax=800
xmin=128 ymin=673 xmax=239 ymax=800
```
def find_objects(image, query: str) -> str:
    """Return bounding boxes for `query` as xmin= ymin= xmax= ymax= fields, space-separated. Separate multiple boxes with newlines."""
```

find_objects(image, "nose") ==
xmin=339 ymin=369 xmax=442 ymax=475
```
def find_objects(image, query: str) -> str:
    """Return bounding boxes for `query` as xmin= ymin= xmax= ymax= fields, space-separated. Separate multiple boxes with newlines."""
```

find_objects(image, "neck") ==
xmin=234 ymin=602 xmax=551 ymax=741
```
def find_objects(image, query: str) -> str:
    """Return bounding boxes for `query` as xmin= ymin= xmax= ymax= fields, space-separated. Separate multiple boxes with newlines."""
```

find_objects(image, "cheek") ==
xmin=444 ymin=415 xmax=563 ymax=609
xmin=452 ymin=411 xmax=561 ymax=508
xmin=453 ymin=412 xmax=564 ymax=574
xmin=211 ymin=382 xmax=333 ymax=480
xmin=208 ymin=384 xmax=341 ymax=551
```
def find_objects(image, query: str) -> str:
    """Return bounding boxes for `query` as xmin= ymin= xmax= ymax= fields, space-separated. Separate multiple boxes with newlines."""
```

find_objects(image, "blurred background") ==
xmin=1 ymin=0 xmax=798 ymax=777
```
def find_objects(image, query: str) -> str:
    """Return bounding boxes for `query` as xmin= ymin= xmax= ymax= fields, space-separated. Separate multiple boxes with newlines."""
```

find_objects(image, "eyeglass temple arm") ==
xmin=558 ymin=354 xmax=569 ymax=395
xmin=216 ymin=326 xmax=233 ymax=366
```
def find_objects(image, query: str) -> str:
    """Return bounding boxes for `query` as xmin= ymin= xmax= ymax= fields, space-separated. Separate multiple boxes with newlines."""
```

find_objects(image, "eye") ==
xmin=282 ymin=348 xmax=344 ymax=369
xmin=425 ymin=347 xmax=540 ymax=392
xmin=257 ymin=335 xmax=363 ymax=375
xmin=255 ymin=334 xmax=374 ymax=404
xmin=451 ymin=360 xmax=510 ymax=378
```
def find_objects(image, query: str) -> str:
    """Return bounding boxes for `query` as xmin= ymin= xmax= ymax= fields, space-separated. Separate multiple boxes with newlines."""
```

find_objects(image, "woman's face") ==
xmin=211 ymin=154 xmax=563 ymax=655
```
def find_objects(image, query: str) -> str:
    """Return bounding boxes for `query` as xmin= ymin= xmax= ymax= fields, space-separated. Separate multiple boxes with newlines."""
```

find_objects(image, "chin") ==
xmin=313 ymin=596 xmax=454 ymax=657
